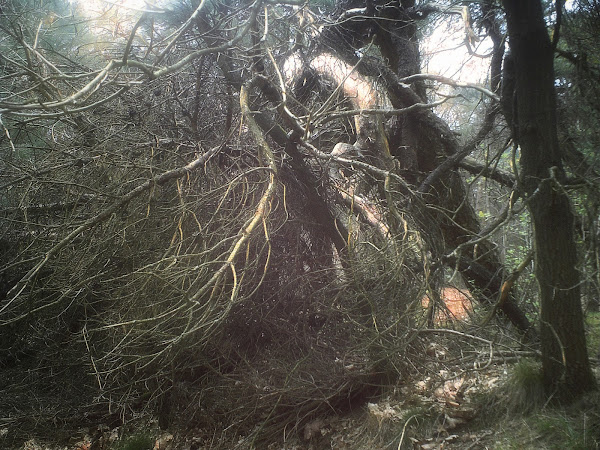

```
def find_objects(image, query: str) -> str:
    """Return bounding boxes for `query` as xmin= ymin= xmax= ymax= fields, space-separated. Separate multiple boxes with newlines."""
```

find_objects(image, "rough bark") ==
xmin=502 ymin=0 xmax=596 ymax=399
xmin=481 ymin=1 xmax=505 ymax=94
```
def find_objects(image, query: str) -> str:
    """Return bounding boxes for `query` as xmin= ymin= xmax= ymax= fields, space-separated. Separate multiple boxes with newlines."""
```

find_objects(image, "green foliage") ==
xmin=490 ymin=412 xmax=599 ymax=449
xmin=586 ymin=311 xmax=600 ymax=356
xmin=470 ymin=362 xmax=600 ymax=449
xmin=112 ymin=432 xmax=154 ymax=450
xmin=506 ymin=359 xmax=546 ymax=413
xmin=494 ymin=398 xmax=600 ymax=450
xmin=530 ymin=414 xmax=593 ymax=450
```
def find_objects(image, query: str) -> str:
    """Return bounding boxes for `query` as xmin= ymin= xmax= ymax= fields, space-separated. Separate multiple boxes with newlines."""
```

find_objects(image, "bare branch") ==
xmin=400 ymin=74 xmax=500 ymax=101
xmin=2 ymin=145 xmax=222 ymax=311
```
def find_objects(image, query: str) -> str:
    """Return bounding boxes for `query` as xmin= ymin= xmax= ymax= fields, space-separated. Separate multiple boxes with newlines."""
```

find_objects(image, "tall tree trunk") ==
xmin=502 ymin=0 xmax=596 ymax=400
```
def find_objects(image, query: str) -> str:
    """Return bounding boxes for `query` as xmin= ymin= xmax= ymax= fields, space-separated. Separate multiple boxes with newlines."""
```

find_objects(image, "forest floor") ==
xmin=3 ymin=314 xmax=600 ymax=450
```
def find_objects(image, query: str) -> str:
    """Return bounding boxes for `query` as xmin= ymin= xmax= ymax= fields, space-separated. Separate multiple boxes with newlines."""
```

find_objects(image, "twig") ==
xmin=2 ymin=145 xmax=222 ymax=312
xmin=397 ymin=414 xmax=417 ymax=450
xmin=400 ymin=73 xmax=500 ymax=101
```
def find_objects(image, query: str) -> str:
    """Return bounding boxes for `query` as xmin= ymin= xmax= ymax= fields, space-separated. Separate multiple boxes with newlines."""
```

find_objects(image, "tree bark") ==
xmin=502 ymin=0 xmax=596 ymax=400
xmin=316 ymin=1 xmax=533 ymax=333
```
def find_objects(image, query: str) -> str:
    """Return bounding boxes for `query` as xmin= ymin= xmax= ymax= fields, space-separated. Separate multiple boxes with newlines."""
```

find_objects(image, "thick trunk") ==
xmin=379 ymin=67 xmax=533 ymax=333
xmin=502 ymin=0 xmax=596 ymax=399
xmin=317 ymin=2 xmax=533 ymax=332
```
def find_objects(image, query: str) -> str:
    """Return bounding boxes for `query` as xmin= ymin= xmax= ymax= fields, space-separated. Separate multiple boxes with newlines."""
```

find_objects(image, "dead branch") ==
xmin=2 ymin=145 xmax=222 ymax=314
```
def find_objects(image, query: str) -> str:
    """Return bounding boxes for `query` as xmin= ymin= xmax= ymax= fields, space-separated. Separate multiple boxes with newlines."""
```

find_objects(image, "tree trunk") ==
xmin=502 ymin=0 xmax=596 ymax=400
xmin=318 ymin=1 xmax=533 ymax=332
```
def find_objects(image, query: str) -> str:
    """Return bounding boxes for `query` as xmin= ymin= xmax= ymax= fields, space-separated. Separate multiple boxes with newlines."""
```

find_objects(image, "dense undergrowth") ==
xmin=2 ymin=320 xmax=598 ymax=449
